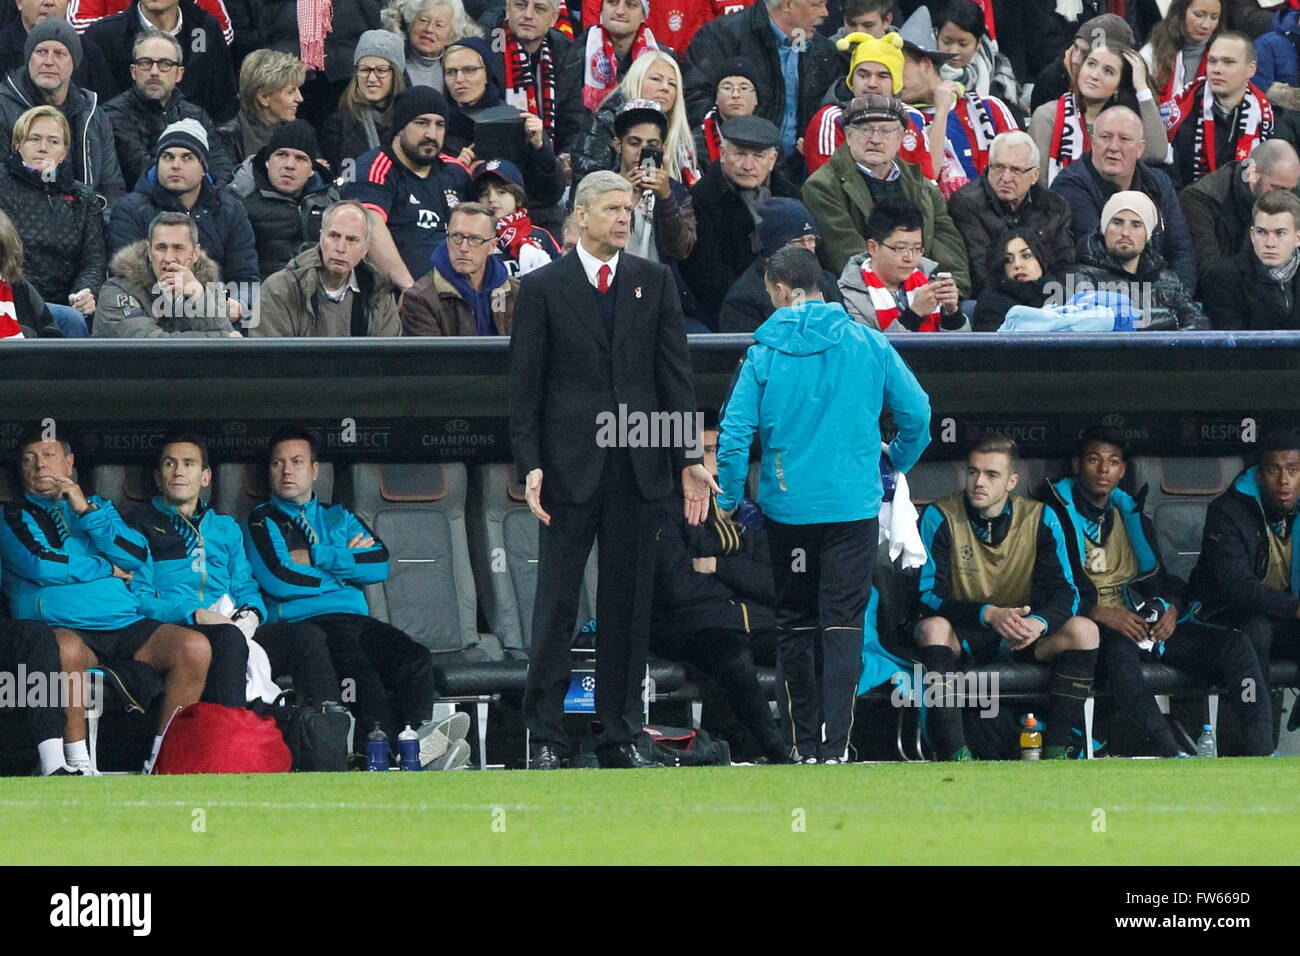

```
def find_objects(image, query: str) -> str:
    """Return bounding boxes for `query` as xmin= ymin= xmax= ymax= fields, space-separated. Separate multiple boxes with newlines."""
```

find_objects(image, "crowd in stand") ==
xmin=0 ymin=0 xmax=1293 ymax=337
xmin=6 ymin=0 xmax=1300 ymax=772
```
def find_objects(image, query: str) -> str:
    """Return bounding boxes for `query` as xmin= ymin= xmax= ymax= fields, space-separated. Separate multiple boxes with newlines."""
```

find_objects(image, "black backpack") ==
xmin=640 ymin=724 xmax=732 ymax=767
xmin=254 ymin=693 xmax=353 ymax=771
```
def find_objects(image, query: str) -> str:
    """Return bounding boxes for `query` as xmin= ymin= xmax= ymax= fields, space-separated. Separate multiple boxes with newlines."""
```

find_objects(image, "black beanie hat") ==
xmin=387 ymin=85 xmax=450 ymax=139
xmin=267 ymin=119 xmax=320 ymax=163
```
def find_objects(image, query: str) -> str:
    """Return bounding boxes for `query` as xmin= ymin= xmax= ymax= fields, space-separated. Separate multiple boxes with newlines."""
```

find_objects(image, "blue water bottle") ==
xmin=366 ymin=723 xmax=389 ymax=771
xmin=398 ymin=724 xmax=421 ymax=771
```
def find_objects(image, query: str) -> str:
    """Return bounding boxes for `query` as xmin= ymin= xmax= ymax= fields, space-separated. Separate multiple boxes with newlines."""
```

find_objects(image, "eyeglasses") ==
xmin=848 ymin=122 xmax=902 ymax=140
xmin=988 ymin=162 xmax=1035 ymax=179
xmin=717 ymin=82 xmax=756 ymax=96
xmin=132 ymin=57 xmax=179 ymax=73
xmin=447 ymin=233 xmax=496 ymax=247
xmin=880 ymin=242 xmax=923 ymax=257
xmin=444 ymin=65 xmax=484 ymax=80
xmin=357 ymin=65 xmax=394 ymax=78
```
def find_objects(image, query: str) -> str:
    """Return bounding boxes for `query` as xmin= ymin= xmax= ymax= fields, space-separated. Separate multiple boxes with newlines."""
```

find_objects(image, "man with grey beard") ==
xmin=104 ymin=28 xmax=233 ymax=186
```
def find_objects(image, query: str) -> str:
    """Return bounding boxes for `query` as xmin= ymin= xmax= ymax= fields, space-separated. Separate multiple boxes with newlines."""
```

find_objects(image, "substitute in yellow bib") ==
xmin=1040 ymin=425 xmax=1272 ymax=758
xmin=914 ymin=432 xmax=1098 ymax=761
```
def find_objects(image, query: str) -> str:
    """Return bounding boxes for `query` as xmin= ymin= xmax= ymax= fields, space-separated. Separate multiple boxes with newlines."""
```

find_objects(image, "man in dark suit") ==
xmin=510 ymin=169 xmax=719 ymax=769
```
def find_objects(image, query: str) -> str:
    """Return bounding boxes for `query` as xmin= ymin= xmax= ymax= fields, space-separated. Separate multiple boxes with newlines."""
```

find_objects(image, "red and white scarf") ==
xmin=297 ymin=0 xmax=333 ymax=73
xmin=582 ymin=23 xmax=659 ymax=111
xmin=503 ymin=27 xmax=558 ymax=134
xmin=700 ymin=106 xmax=723 ymax=163
xmin=861 ymin=260 xmax=940 ymax=332
xmin=0 ymin=281 xmax=24 ymax=338
xmin=1166 ymin=77 xmax=1274 ymax=180
xmin=1047 ymin=92 xmax=1088 ymax=186
xmin=1158 ymin=47 xmax=1205 ymax=105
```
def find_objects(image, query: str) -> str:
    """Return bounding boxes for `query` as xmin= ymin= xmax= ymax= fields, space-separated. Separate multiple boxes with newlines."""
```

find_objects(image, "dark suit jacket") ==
xmin=509 ymin=250 xmax=698 ymax=506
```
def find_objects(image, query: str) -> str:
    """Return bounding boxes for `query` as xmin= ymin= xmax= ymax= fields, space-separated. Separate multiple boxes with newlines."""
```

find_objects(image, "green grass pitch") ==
xmin=2 ymin=760 xmax=1297 ymax=865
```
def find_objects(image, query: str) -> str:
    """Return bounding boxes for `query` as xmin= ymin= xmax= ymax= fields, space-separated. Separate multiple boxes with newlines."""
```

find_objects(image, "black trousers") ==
xmin=653 ymin=625 xmax=787 ymax=760
xmin=524 ymin=448 xmax=659 ymax=750
xmin=766 ymin=517 xmax=878 ymax=760
xmin=253 ymin=621 xmax=340 ymax=704
xmin=0 ymin=619 xmax=65 ymax=743
xmin=188 ymin=623 xmax=250 ymax=708
xmin=302 ymin=613 xmax=435 ymax=742
xmin=1236 ymin=615 xmax=1300 ymax=698
xmin=1097 ymin=621 xmax=1274 ymax=757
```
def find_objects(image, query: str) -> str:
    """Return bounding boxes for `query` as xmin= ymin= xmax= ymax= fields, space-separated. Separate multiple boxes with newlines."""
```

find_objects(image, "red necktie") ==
xmin=597 ymin=264 xmax=611 ymax=293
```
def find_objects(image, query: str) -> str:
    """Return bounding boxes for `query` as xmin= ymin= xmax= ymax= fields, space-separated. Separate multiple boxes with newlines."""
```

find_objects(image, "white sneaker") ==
xmin=67 ymin=760 xmax=102 ymax=776
xmin=416 ymin=712 xmax=471 ymax=768
xmin=425 ymin=738 xmax=471 ymax=771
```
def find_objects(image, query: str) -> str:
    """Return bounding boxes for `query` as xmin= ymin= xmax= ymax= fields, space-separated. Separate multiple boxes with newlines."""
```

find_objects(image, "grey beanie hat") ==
xmin=24 ymin=18 xmax=82 ymax=71
xmin=353 ymin=29 xmax=405 ymax=71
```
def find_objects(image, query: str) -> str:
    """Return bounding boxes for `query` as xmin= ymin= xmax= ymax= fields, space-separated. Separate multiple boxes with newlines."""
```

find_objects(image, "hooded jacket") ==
xmin=243 ymin=493 xmax=389 ymax=624
xmin=93 ymin=239 xmax=232 ymax=337
xmin=108 ymin=166 xmax=260 ymax=290
xmin=1071 ymin=232 xmax=1210 ymax=331
xmin=1187 ymin=466 xmax=1300 ymax=626
xmin=716 ymin=298 xmax=931 ymax=524
xmin=128 ymin=495 xmax=267 ymax=625
xmin=1255 ymin=9 xmax=1300 ymax=91
xmin=802 ymin=144 xmax=971 ymax=290
xmin=253 ymin=245 xmax=400 ymax=338
xmin=838 ymin=252 xmax=972 ymax=333
xmin=1202 ymin=243 xmax=1300 ymax=331
xmin=1038 ymin=476 xmax=1177 ymax=617
xmin=229 ymin=151 xmax=339 ymax=279
xmin=0 ymin=151 xmax=105 ymax=304
xmin=0 ymin=493 xmax=149 ymax=630
xmin=103 ymin=85 xmax=232 ymax=188
xmin=0 ymin=66 xmax=124 ymax=202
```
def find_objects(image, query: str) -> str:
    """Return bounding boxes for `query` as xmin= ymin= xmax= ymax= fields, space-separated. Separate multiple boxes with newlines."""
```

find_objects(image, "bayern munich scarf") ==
xmin=1047 ymin=92 xmax=1088 ymax=185
xmin=297 ymin=0 xmax=333 ymax=73
xmin=861 ymin=261 xmax=940 ymax=332
xmin=0 ymin=281 xmax=23 ymax=338
xmin=582 ymin=23 xmax=659 ymax=111
xmin=700 ymin=106 xmax=723 ymax=162
xmin=1157 ymin=45 xmax=1206 ymax=104
xmin=1167 ymin=77 xmax=1273 ymax=179
xmin=503 ymin=27 xmax=558 ymax=134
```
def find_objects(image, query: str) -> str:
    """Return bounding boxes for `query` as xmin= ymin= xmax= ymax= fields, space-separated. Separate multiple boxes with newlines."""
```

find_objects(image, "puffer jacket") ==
xmin=103 ymin=85 xmax=233 ymax=188
xmin=108 ymin=166 xmax=260 ymax=291
xmin=93 ymin=240 xmax=233 ymax=337
xmin=715 ymin=298 xmax=931 ymax=523
xmin=0 ymin=151 xmax=105 ymax=304
xmin=229 ymin=151 xmax=338 ymax=278
xmin=0 ymin=67 xmax=124 ymax=202
xmin=1071 ymin=232 xmax=1210 ymax=331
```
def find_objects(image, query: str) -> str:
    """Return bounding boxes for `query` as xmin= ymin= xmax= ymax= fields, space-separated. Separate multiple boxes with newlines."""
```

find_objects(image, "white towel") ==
xmin=877 ymin=444 xmax=927 ymax=569
xmin=211 ymin=594 xmax=282 ymax=704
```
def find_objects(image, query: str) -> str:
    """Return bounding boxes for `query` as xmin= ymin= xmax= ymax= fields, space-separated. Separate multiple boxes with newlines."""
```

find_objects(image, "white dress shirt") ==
xmin=575 ymin=241 xmax=620 ymax=290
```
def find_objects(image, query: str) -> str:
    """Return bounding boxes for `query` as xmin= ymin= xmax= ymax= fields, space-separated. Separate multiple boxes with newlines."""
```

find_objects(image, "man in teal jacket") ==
xmin=716 ymin=246 xmax=931 ymax=763
xmin=127 ymin=432 xmax=340 ymax=707
xmin=0 ymin=429 xmax=237 ymax=772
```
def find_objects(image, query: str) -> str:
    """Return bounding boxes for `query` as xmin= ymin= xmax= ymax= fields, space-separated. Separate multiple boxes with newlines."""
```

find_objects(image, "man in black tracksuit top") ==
xmin=1187 ymin=429 xmax=1300 ymax=741
xmin=651 ymin=417 xmax=788 ymax=763
xmin=915 ymin=433 xmax=1098 ymax=761
xmin=1039 ymin=425 xmax=1273 ymax=757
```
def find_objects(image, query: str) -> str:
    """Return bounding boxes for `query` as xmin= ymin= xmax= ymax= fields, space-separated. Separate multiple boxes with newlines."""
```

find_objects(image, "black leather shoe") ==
xmin=597 ymin=742 xmax=664 ymax=768
xmin=530 ymin=744 xmax=566 ymax=769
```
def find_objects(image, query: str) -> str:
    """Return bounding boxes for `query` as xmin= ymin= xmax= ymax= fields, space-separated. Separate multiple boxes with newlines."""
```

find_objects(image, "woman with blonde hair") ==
xmin=212 ymin=50 xmax=307 ymax=167
xmin=321 ymin=30 xmax=409 ymax=172
xmin=572 ymin=51 xmax=700 ymax=184
xmin=381 ymin=0 xmax=482 ymax=91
